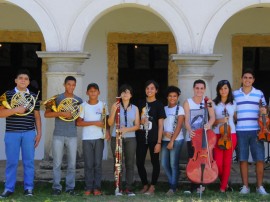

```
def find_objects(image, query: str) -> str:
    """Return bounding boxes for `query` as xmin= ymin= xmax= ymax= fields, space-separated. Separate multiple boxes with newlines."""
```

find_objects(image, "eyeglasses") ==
xmin=218 ymin=80 xmax=229 ymax=85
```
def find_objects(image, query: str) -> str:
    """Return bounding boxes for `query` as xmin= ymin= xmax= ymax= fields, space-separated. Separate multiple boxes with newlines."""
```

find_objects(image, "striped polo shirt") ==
xmin=233 ymin=87 xmax=265 ymax=131
xmin=3 ymin=88 xmax=40 ymax=132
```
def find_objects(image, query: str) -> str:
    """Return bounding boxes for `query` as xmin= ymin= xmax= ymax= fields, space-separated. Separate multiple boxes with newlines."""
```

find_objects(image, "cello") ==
xmin=218 ymin=107 xmax=232 ymax=150
xmin=186 ymin=97 xmax=218 ymax=185
xmin=258 ymin=99 xmax=270 ymax=142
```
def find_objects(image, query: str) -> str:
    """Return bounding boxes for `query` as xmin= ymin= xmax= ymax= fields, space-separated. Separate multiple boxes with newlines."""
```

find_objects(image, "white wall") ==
xmin=212 ymin=7 xmax=270 ymax=93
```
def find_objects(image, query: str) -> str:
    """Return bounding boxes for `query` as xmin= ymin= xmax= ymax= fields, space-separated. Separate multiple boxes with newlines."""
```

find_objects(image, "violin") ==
xmin=258 ymin=99 xmax=270 ymax=142
xmin=218 ymin=107 xmax=232 ymax=150
xmin=186 ymin=97 xmax=218 ymax=184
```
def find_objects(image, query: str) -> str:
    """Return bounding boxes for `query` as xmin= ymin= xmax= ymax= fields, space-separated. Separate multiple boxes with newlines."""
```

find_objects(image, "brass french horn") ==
xmin=43 ymin=95 xmax=81 ymax=122
xmin=0 ymin=91 xmax=39 ymax=116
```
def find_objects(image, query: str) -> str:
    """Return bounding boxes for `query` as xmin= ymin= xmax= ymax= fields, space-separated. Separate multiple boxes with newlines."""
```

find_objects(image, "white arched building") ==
xmin=1 ymin=0 xmax=270 ymax=160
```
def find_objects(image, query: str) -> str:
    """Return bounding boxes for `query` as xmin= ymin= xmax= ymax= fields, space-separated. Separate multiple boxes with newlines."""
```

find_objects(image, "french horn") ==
xmin=0 ymin=91 xmax=39 ymax=116
xmin=43 ymin=95 xmax=81 ymax=122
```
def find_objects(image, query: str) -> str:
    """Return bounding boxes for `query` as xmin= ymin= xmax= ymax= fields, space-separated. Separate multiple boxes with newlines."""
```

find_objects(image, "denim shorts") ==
xmin=236 ymin=130 xmax=265 ymax=162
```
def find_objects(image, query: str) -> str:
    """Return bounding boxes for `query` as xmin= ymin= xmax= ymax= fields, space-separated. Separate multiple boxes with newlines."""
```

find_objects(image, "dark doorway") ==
xmin=243 ymin=47 xmax=270 ymax=105
xmin=118 ymin=44 xmax=168 ymax=106
xmin=0 ymin=42 xmax=42 ymax=98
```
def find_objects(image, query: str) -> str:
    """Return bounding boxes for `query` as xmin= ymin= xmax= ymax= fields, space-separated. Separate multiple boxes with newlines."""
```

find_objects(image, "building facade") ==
xmin=1 ymin=0 xmax=270 ymax=160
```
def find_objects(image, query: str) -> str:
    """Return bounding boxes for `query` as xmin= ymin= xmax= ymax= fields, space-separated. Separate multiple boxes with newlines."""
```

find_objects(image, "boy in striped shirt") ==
xmin=234 ymin=68 xmax=268 ymax=195
xmin=0 ymin=69 xmax=41 ymax=198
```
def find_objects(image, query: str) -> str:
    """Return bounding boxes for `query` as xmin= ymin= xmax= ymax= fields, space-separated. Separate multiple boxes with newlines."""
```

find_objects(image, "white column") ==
xmin=171 ymin=54 xmax=222 ymax=104
xmin=36 ymin=51 xmax=90 ymax=161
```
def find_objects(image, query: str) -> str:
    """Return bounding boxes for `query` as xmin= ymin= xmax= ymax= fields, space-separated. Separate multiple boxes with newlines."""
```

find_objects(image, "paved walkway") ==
xmin=1 ymin=159 xmax=270 ymax=185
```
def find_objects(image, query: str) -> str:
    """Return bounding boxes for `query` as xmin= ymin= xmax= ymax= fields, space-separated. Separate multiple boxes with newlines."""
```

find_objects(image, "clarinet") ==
xmin=114 ymin=97 xmax=123 ymax=196
xmin=172 ymin=102 xmax=180 ymax=136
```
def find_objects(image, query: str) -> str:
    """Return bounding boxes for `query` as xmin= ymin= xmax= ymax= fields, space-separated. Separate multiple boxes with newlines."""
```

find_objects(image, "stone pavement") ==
xmin=1 ymin=159 xmax=270 ymax=185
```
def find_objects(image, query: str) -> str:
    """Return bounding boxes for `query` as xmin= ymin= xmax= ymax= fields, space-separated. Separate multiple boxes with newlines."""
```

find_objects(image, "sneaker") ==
xmin=0 ymin=190 xmax=13 ymax=198
xmin=115 ymin=190 xmax=123 ymax=196
xmin=166 ymin=189 xmax=175 ymax=196
xmin=24 ymin=189 xmax=33 ymax=196
xmin=84 ymin=190 xmax=92 ymax=196
xmin=93 ymin=189 xmax=102 ymax=196
xmin=239 ymin=185 xmax=250 ymax=194
xmin=65 ymin=189 xmax=77 ymax=196
xmin=125 ymin=189 xmax=135 ymax=196
xmin=52 ymin=189 xmax=61 ymax=196
xmin=256 ymin=186 xmax=269 ymax=195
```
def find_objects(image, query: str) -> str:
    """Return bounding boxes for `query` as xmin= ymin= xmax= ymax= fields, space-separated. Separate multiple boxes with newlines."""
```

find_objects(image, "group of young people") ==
xmin=0 ymin=68 xmax=268 ymax=198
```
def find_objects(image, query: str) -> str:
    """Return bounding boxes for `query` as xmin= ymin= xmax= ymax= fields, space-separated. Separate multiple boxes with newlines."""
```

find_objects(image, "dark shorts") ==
xmin=236 ymin=130 xmax=265 ymax=162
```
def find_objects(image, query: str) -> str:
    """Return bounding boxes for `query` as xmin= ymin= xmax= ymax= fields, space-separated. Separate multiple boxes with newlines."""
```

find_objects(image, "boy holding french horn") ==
xmin=0 ymin=69 xmax=41 ymax=198
xmin=76 ymin=83 xmax=110 ymax=196
xmin=44 ymin=76 xmax=83 ymax=196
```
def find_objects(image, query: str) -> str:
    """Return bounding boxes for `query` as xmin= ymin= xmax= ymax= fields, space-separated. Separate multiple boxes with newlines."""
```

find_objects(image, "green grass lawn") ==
xmin=0 ymin=181 xmax=270 ymax=202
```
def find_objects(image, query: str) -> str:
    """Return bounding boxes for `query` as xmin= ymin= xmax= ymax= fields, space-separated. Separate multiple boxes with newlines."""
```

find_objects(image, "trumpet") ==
xmin=43 ymin=95 xmax=81 ymax=122
xmin=0 ymin=91 xmax=40 ymax=116
xmin=101 ymin=102 xmax=107 ymax=139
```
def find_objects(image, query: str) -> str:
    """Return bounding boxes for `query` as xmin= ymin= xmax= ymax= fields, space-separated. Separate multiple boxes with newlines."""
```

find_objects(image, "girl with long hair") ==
xmin=213 ymin=80 xmax=237 ymax=193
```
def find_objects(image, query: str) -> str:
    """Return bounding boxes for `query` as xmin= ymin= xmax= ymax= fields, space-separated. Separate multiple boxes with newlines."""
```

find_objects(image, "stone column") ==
xmin=36 ymin=51 xmax=90 ymax=163
xmin=170 ymin=54 xmax=222 ymax=104
xmin=170 ymin=54 xmax=222 ymax=164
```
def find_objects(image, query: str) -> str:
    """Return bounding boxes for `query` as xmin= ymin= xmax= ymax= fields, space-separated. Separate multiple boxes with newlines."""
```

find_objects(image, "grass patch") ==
xmin=0 ymin=181 xmax=269 ymax=202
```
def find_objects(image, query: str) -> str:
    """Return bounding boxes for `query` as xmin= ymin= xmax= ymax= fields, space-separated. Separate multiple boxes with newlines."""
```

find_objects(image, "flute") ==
xmin=114 ymin=97 xmax=123 ymax=196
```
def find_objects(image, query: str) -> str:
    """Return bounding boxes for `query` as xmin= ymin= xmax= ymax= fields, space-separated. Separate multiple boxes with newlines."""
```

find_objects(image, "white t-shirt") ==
xmin=213 ymin=101 xmax=236 ymax=134
xmin=79 ymin=100 xmax=108 ymax=140
xmin=163 ymin=105 xmax=185 ymax=141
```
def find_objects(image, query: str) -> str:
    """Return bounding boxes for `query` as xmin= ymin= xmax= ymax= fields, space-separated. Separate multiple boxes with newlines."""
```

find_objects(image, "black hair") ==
xmin=118 ymin=84 xmax=133 ymax=96
xmin=87 ymin=83 xmax=99 ymax=91
xmin=242 ymin=68 xmax=255 ymax=78
xmin=16 ymin=69 xmax=30 ymax=79
xmin=64 ymin=76 xmax=76 ymax=84
xmin=118 ymin=84 xmax=133 ymax=109
xmin=145 ymin=80 xmax=159 ymax=90
xmin=166 ymin=85 xmax=181 ymax=97
xmin=193 ymin=79 xmax=206 ymax=88
xmin=213 ymin=80 xmax=234 ymax=105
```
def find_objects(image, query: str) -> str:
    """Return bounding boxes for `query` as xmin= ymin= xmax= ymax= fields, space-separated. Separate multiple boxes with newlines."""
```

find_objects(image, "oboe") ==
xmin=114 ymin=97 xmax=123 ymax=196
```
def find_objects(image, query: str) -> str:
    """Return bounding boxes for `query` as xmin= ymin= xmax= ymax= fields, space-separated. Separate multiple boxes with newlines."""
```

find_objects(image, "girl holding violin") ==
xmin=212 ymin=80 xmax=237 ymax=193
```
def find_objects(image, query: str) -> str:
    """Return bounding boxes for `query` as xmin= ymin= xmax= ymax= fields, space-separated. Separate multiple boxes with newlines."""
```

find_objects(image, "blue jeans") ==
xmin=52 ymin=136 xmax=77 ymax=191
xmin=236 ymin=130 xmax=265 ymax=161
xmin=161 ymin=139 xmax=184 ymax=191
xmin=4 ymin=130 xmax=36 ymax=192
